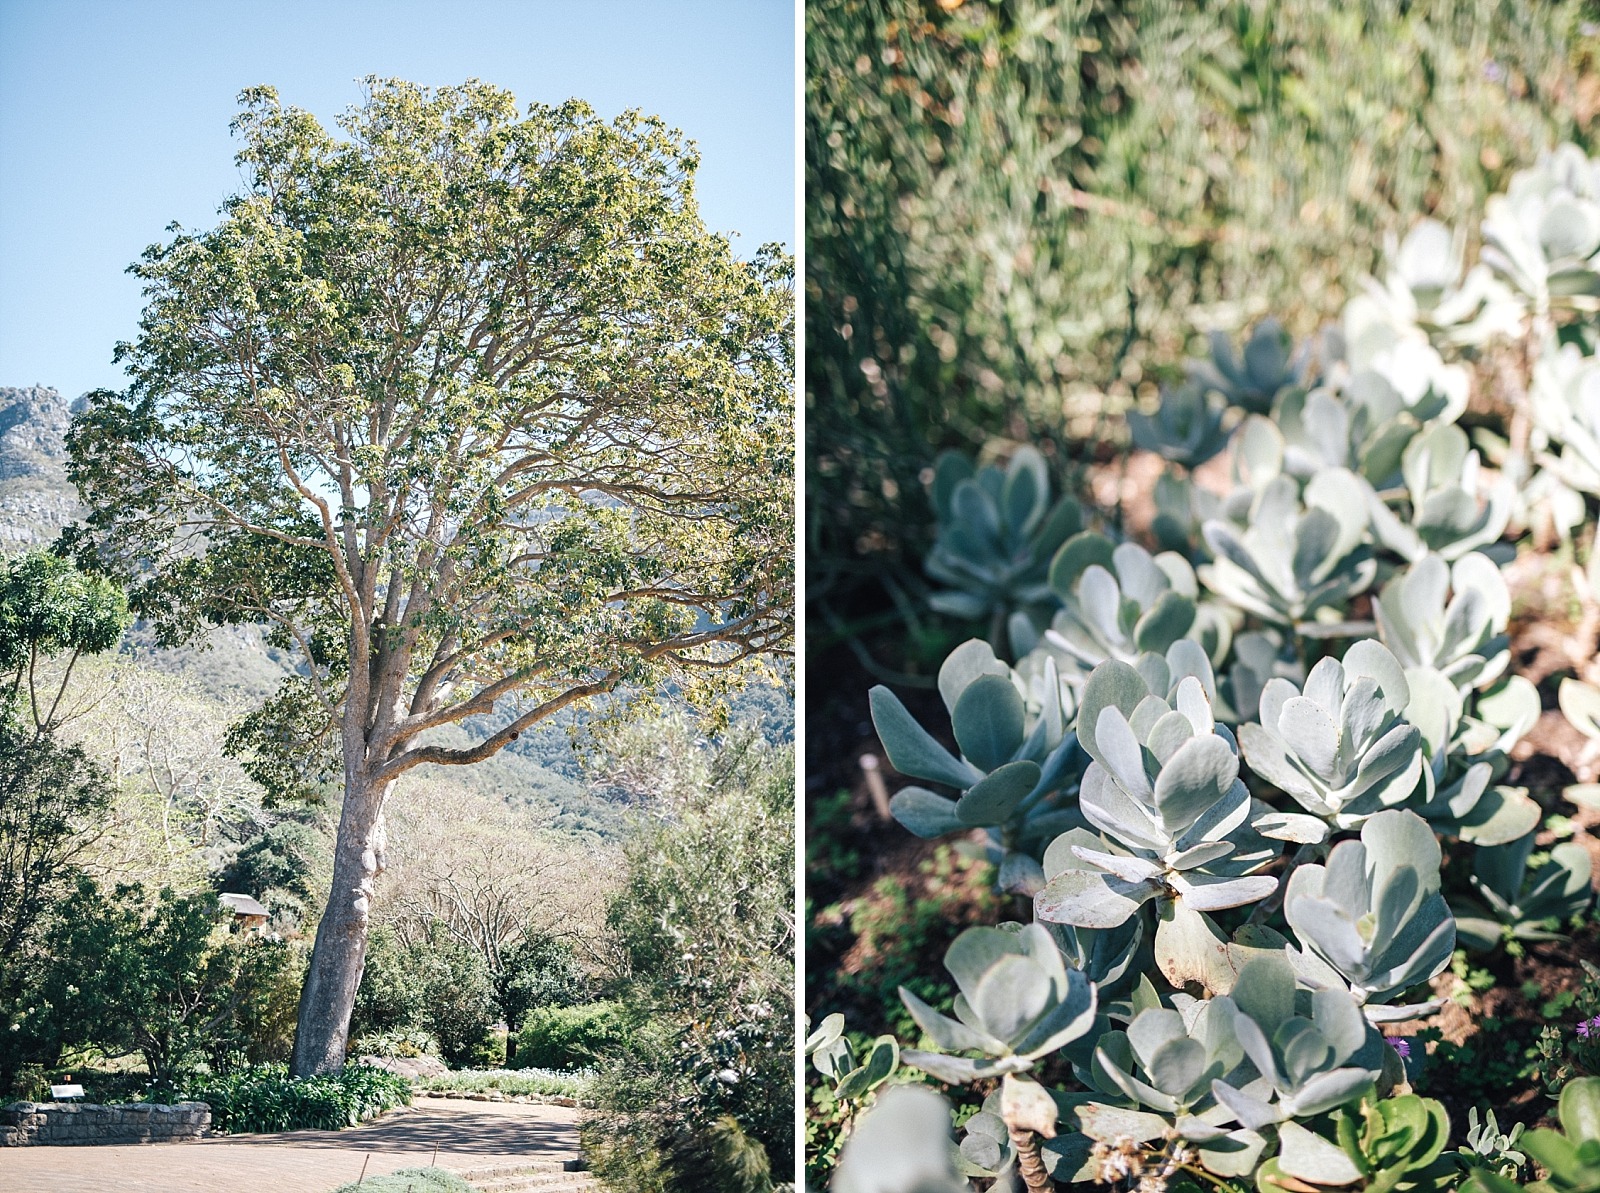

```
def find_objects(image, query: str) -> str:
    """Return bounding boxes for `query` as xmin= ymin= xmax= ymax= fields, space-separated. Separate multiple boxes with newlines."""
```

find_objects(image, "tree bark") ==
xmin=290 ymin=767 xmax=391 ymax=1077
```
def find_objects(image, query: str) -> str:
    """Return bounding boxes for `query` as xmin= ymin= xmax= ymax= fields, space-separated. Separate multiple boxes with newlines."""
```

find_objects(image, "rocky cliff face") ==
xmin=0 ymin=385 xmax=83 ymax=547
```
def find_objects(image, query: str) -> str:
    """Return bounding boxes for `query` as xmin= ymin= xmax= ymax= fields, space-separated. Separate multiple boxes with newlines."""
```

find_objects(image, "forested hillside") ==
xmin=0 ymin=384 xmax=793 ymax=848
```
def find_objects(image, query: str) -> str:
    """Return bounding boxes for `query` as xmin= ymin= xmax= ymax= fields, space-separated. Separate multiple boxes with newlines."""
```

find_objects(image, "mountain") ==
xmin=0 ymin=385 xmax=82 ymax=547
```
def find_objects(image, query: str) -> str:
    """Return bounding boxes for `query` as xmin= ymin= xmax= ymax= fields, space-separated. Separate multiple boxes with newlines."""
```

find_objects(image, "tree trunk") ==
xmin=289 ymin=768 xmax=391 ymax=1077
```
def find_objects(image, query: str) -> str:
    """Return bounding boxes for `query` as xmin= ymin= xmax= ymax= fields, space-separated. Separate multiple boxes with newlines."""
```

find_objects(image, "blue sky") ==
xmin=0 ymin=0 xmax=794 ymax=399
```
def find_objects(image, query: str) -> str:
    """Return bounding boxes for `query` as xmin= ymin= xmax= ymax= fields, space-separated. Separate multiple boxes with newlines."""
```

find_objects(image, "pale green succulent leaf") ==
xmin=889 ymin=787 xmax=963 ymax=838
xmin=870 ymin=685 xmax=983 ymax=790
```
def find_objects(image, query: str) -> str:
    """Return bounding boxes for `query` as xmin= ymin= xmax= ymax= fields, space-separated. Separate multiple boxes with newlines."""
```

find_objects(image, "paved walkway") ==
xmin=0 ymin=1096 xmax=584 ymax=1193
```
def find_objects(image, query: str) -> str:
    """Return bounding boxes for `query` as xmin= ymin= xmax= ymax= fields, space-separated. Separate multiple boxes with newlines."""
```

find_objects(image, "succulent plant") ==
xmin=1190 ymin=318 xmax=1311 ymax=414
xmin=870 ymin=639 xmax=1078 ymax=841
xmin=1036 ymin=532 xmax=1201 ymax=677
xmin=1282 ymin=810 xmax=1455 ymax=1021
xmin=1090 ymin=997 xmax=1249 ymax=1118
xmin=1401 ymin=669 xmax=1541 ymax=846
xmin=1261 ymin=1094 xmax=1455 ymax=1193
xmin=1374 ymin=553 xmax=1510 ymax=694
xmin=1033 ymin=657 xmax=1279 ymax=935
xmin=1345 ymin=218 xmax=1518 ymax=363
xmin=1450 ymin=829 xmax=1595 ymax=951
xmin=1481 ymin=143 xmax=1600 ymax=311
xmin=831 ymin=1084 xmax=968 ymax=1193
xmin=956 ymin=1099 xmax=1015 ymax=1178
xmin=1238 ymin=641 xmax=1424 ymax=841
xmin=1456 ymin=1107 xmax=1527 ymax=1180
xmin=807 ymin=1013 xmax=901 ymax=1101
xmin=924 ymin=446 xmax=1082 ymax=651
xmin=1468 ymin=1077 xmax=1600 ymax=1193
xmin=1201 ymin=470 xmax=1375 ymax=627
xmin=1064 ymin=994 xmax=1271 ymax=1178
xmin=1129 ymin=381 xmax=1232 ymax=469
xmin=1532 ymin=341 xmax=1600 ymax=498
xmin=1368 ymin=424 xmax=1512 ymax=563
xmin=898 ymin=922 xmax=1096 ymax=1083
xmin=1210 ymin=952 xmax=1386 ymax=1132
xmin=806 ymin=1012 xmax=850 ymax=1076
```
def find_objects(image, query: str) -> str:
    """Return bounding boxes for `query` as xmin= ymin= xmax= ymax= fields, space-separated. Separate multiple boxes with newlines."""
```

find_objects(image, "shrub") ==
xmin=191 ymin=1062 xmax=411 ymax=1133
xmin=514 ymin=1002 xmax=632 ymax=1071
xmin=583 ymin=740 xmax=795 ymax=1193
xmin=352 ymin=925 xmax=498 ymax=1067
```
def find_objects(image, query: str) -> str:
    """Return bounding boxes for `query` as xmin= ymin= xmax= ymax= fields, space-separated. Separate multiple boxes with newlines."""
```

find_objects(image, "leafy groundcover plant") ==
xmin=415 ymin=1067 xmax=593 ymax=1101
xmin=813 ymin=141 xmax=1600 ymax=1193
xmin=189 ymin=1062 xmax=411 ymax=1133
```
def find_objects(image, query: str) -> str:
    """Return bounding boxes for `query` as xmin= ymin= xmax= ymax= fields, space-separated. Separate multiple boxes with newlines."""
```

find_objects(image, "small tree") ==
xmin=67 ymin=79 xmax=794 ymax=1075
xmin=0 ymin=552 xmax=129 ymax=1093
xmin=40 ymin=880 xmax=244 ymax=1089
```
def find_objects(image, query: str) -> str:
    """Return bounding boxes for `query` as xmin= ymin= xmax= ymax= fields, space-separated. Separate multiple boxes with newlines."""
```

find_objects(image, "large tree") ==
xmin=67 ymin=79 xmax=794 ymax=1076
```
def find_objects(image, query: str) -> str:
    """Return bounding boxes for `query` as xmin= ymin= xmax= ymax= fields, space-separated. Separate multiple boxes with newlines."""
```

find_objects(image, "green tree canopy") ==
xmin=67 ymin=77 xmax=794 ymax=1075
xmin=0 ymin=550 xmax=130 ymax=732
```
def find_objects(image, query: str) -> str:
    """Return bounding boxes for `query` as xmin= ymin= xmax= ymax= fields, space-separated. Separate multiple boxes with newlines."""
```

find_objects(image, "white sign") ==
xmin=50 ymin=1084 xmax=84 ymax=1100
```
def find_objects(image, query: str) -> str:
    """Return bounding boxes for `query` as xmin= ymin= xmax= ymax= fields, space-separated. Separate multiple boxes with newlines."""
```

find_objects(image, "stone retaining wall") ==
xmin=0 ymin=1100 xmax=210 ymax=1146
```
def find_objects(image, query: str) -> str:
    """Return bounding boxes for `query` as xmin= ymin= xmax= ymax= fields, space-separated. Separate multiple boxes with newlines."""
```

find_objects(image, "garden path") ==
xmin=0 ymin=1095 xmax=591 ymax=1193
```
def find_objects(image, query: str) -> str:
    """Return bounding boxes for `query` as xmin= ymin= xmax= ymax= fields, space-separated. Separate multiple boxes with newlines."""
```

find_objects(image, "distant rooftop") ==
xmin=219 ymin=892 xmax=269 ymax=918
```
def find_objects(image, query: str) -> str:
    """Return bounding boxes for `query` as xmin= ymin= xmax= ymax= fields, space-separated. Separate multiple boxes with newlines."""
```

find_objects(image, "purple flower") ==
xmin=1580 ymin=1021 xmax=1591 ymax=1039
xmin=1483 ymin=60 xmax=1506 ymax=83
xmin=1578 ymin=1017 xmax=1600 ymax=1039
xmin=1386 ymin=1036 xmax=1411 ymax=1059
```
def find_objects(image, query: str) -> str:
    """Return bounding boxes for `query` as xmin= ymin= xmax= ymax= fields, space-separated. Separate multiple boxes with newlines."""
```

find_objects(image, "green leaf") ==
xmin=952 ymin=674 xmax=1026 ymax=772
xmin=956 ymin=760 xmax=1042 ymax=826
xmin=836 ymin=1035 xmax=899 ymax=1099
xmin=1561 ymin=1077 xmax=1600 ymax=1144
xmin=1035 ymin=866 xmax=1158 ymax=930
xmin=1049 ymin=531 xmax=1118 ymax=597
xmin=869 ymin=685 xmax=982 ymax=790
xmin=889 ymin=787 xmax=963 ymax=838
xmin=1074 ymin=1101 xmax=1173 ymax=1143
xmin=1134 ymin=590 xmax=1197 ymax=652
xmin=1077 ymin=659 xmax=1151 ymax=770
xmin=1277 ymin=1121 xmax=1364 ymax=1187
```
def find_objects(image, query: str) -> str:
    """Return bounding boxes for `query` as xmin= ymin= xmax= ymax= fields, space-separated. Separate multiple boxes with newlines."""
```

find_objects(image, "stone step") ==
xmin=455 ymin=1160 xmax=569 ymax=1180
xmin=460 ymin=1157 xmax=593 ymax=1192
xmin=469 ymin=1175 xmax=597 ymax=1193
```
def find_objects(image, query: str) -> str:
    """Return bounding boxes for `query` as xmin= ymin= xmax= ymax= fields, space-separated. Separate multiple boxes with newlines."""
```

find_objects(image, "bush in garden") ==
xmin=514 ymin=1001 xmax=633 ymax=1071
xmin=583 ymin=739 xmax=795 ymax=1193
xmin=817 ymin=138 xmax=1600 ymax=1192
xmin=352 ymin=924 xmax=498 ymax=1067
xmin=497 ymin=932 xmax=594 ymax=1065
xmin=29 ymin=879 xmax=249 ymax=1090
xmin=191 ymin=1061 xmax=411 ymax=1133
xmin=351 ymin=925 xmax=430 ymax=1046
xmin=416 ymin=1066 xmax=593 ymax=1100
xmin=207 ymin=935 xmax=309 ymax=1070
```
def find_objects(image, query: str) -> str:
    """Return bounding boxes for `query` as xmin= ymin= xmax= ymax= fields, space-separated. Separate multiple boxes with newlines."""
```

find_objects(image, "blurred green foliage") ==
xmin=807 ymin=0 xmax=1599 ymax=610
xmin=515 ymin=1001 xmax=633 ymax=1071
